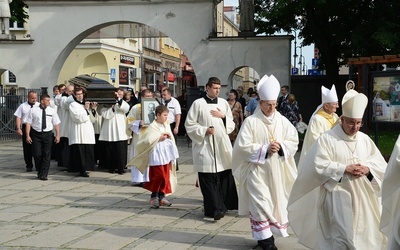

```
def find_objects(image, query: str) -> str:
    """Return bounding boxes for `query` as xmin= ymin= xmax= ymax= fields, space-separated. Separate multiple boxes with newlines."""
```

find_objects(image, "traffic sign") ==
xmin=110 ymin=68 xmax=116 ymax=80
xmin=292 ymin=68 xmax=299 ymax=75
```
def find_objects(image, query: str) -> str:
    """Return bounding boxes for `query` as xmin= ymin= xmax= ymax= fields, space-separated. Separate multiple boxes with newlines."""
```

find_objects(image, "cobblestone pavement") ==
xmin=0 ymin=137 xmax=308 ymax=250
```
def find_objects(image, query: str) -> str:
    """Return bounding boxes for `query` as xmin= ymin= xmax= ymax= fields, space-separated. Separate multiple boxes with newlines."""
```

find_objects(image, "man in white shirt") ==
xmin=162 ymin=87 xmax=181 ymax=170
xmin=14 ymin=90 xmax=39 ymax=172
xmin=25 ymin=94 xmax=60 ymax=180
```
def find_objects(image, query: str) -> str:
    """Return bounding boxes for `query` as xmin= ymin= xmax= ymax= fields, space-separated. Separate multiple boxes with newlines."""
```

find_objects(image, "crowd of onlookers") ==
xmin=227 ymin=84 xmax=304 ymax=145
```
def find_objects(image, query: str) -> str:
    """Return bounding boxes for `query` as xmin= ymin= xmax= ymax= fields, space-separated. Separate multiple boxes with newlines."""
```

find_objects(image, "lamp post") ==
xmin=297 ymin=46 xmax=303 ymax=75
xmin=293 ymin=30 xmax=298 ymax=70
xmin=299 ymin=55 xmax=307 ymax=75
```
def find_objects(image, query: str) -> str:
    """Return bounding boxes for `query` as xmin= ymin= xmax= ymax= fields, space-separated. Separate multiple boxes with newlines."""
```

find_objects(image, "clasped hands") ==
xmin=268 ymin=141 xmax=281 ymax=154
xmin=345 ymin=163 xmax=370 ymax=178
xmin=159 ymin=133 xmax=171 ymax=141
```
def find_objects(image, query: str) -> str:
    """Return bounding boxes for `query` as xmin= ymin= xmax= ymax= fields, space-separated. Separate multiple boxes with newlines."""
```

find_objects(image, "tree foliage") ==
xmin=254 ymin=0 xmax=400 ymax=84
xmin=10 ymin=0 xmax=28 ymax=23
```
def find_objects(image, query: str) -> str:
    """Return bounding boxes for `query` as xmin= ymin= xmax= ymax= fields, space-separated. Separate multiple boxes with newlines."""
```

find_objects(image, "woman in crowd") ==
xmin=281 ymin=94 xmax=302 ymax=127
xmin=227 ymin=89 xmax=243 ymax=145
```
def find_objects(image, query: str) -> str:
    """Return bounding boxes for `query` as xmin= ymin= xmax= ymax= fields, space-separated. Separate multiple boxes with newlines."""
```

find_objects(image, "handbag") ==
xmin=296 ymin=121 xmax=308 ymax=134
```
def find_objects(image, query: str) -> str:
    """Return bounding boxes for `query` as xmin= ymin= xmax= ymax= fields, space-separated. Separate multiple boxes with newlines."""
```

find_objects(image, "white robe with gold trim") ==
xmin=126 ymin=103 xmax=149 ymax=183
xmin=300 ymin=112 xmax=339 ymax=160
xmin=127 ymin=119 xmax=178 ymax=193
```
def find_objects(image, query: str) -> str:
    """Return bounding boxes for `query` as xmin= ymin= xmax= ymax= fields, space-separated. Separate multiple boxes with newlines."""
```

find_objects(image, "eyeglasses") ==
xmin=344 ymin=118 xmax=363 ymax=127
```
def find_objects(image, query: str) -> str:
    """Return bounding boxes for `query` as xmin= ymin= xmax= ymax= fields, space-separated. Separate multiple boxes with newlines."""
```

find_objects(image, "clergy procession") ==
xmin=13 ymin=75 xmax=400 ymax=250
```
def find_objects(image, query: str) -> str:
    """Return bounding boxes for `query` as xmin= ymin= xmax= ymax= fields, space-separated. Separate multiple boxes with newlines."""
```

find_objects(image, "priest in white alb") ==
xmin=380 ymin=135 xmax=400 ymax=250
xmin=99 ymin=88 xmax=130 ymax=174
xmin=300 ymin=84 xmax=339 ymax=160
xmin=288 ymin=90 xmax=387 ymax=249
xmin=232 ymin=75 xmax=298 ymax=250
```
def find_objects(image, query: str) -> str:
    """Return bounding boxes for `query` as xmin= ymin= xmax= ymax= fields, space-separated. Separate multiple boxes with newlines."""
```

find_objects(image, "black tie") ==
xmin=164 ymin=99 xmax=171 ymax=106
xmin=41 ymin=107 xmax=46 ymax=131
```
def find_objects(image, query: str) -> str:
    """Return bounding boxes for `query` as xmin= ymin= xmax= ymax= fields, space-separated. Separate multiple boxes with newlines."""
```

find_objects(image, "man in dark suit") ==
xmin=277 ymin=85 xmax=289 ymax=113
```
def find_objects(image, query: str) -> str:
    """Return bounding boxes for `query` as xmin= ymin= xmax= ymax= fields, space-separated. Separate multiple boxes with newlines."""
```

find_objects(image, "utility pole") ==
xmin=293 ymin=30 xmax=298 ymax=73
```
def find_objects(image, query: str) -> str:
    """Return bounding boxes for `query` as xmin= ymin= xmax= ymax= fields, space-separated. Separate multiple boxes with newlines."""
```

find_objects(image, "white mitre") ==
xmin=257 ymin=74 xmax=280 ymax=101
xmin=342 ymin=90 xmax=368 ymax=118
xmin=322 ymin=84 xmax=338 ymax=104
xmin=311 ymin=84 xmax=339 ymax=116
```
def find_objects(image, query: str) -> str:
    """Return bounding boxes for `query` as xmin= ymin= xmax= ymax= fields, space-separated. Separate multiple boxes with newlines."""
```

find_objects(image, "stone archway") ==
xmin=0 ymin=0 xmax=291 ymax=96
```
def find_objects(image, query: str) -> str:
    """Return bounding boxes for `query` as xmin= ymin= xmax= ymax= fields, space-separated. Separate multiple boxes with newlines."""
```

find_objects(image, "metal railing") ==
xmin=0 ymin=87 xmax=45 ymax=141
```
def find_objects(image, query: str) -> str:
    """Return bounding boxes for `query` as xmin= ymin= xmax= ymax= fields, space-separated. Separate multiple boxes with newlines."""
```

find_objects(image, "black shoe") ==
xmin=108 ymin=170 xmax=115 ymax=174
xmin=40 ymin=176 xmax=48 ymax=181
xmin=258 ymin=236 xmax=277 ymax=250
xmin=80 ymin=172 xmax=89 ymax=177
xmin=213 ymin=210 xmax=225 ymax=221
xmin=26 ymin=168 xmax=33 ymax=172
xmin=117 ymin=169 xmax=126 ymax=175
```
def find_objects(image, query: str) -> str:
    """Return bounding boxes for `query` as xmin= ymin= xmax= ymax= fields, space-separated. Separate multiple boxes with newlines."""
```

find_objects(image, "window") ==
xmin=9 ymin=21 xmax=24 ymax=30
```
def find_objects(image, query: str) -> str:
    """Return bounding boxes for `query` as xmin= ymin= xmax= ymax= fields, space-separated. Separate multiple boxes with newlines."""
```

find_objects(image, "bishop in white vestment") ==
xmin=232 ymin=75 xmax=298 ymax=250
xmin=288 ymin=90 xmax=387 ymax=250
xmin=300 ymin=84 xmax=339 ymax=160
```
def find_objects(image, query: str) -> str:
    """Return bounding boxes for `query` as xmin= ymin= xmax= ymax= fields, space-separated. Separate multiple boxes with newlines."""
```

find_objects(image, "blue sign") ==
xmin=110 ymin=68 xmax=116 ymax=80
xmin=312 ymin=58 xmax=319 ymax=66
xmin=292 ymin=68 xmax=299 ymax=75
xmin=308 ymin=69 xmax=323 ymax=75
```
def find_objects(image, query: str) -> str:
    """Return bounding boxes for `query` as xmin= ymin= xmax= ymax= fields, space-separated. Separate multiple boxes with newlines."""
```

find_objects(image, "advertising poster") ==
xmin=372 ymin=75 xmax=400 ymax=122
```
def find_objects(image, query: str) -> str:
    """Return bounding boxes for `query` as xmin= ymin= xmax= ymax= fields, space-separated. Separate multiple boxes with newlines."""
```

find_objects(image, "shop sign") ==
xmin=120 ymin=55 xmax=135 ymax=65
xmin=9 ymin=71 xmax=16 ymax=83
xmin=144 ymin=61 xmax=161 ymax=72
xmin=168 ymin=72 xmax=175 ymax=82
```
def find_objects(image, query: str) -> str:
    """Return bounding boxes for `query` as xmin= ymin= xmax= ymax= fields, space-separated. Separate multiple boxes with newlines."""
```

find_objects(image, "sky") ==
xmin=224 ymin=0 xmax=314 ymax=74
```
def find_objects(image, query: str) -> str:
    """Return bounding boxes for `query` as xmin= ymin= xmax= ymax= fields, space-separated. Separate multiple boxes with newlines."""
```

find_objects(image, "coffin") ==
xmin=68 ymin=75 xmax=117 ymax=104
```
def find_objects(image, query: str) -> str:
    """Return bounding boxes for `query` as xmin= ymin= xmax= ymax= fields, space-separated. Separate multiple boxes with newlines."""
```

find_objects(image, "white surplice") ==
xmin=184 ymin=97 xmax=234 ymax=173
xmin=232 ymin=109 xmax=298 ymax=240
xmin=68 ymin=97 xmax=95 ymax=145
xmin=288 ymin=124 xmax=387 ymax=250
xmin=99 ymin=100 xmax=129 ymax=142
xmin=54 ymin=94 xmax=73 ymax=138
xmin=380 ymin=135 xmax=400 ymax=250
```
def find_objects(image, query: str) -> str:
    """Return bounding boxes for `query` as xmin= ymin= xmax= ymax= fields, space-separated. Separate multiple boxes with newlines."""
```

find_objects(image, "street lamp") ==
xmin=297 ymin=47 xmax=304 ymax=74
xmin=293 ymin=30 xmax=298 ymax=69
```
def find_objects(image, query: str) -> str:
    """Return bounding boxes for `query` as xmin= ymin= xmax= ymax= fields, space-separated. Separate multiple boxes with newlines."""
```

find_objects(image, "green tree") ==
xmin=9 ymin=0 xmax=28 ymax=23
xmin=254 ymin=0 xmax=400 ymax=84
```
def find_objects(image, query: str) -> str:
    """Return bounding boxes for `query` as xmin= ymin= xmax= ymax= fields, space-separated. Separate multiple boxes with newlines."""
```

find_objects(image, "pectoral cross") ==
xmin=347 ymin=154 xmax=360 ymax=164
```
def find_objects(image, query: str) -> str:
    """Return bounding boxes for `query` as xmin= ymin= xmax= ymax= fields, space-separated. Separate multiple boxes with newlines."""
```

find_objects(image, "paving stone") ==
xmin=0 ymin=139 xmax=308 ymax=250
